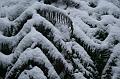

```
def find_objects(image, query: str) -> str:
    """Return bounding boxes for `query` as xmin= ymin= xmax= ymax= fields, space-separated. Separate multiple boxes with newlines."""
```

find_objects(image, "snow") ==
xmin=65 ymin=0 xmax=120 ymax=53
xmin=111 ymin=44 xmax=120 ymax=79
xmin=101 ymin=43 xmax=120 ymax=79
xmin=0 ymin=0 xmax=120 ymax=79
xmin=13 ymin=27 xmax=73 ymax=74
xmin=0 ymin=0 xmax=39 ymax=20
xmin=6 ymin=47 xmax=61 ymax=79
xmin=0 ymin=17 xmax=11 ymax=33
xmin=73 ymin=72 xmax=86 ymax=79
xmin=0 ymin=52 xmax=13 ymax=69
xmin=18 ymin=66 xmax=47 ymax=79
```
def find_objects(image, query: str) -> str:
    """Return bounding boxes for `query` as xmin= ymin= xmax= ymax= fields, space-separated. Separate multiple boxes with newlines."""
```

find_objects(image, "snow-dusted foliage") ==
xmin=0 ymin=0 xmax=120 ymax=79
xmin=102 ymin=44 xmax=120 ymax=79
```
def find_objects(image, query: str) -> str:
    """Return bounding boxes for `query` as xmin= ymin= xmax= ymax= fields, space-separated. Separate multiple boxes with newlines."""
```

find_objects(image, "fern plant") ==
xmin=0 ymin=0 xmax=120 ymax=79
